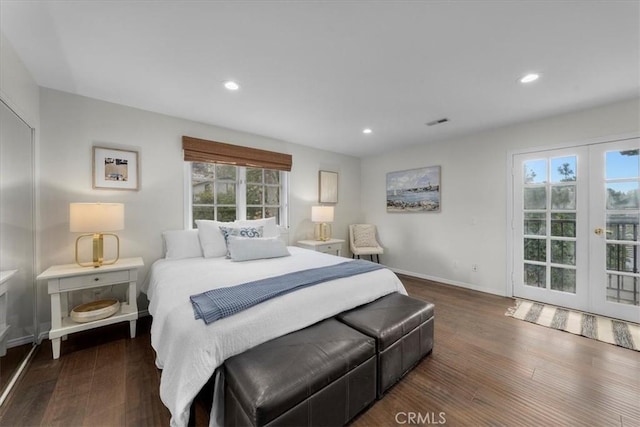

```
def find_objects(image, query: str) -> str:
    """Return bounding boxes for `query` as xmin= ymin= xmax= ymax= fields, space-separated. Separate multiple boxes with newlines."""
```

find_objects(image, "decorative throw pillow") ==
xmin=234 ymin=217 xmax=280 ymax=238
xmin=219 ymin=226 xmax=264 ymax=257
xmin=227 ymin=236 xmax=290 ymax=262
xmin=353 ymin=224 xmax=378 ymax=247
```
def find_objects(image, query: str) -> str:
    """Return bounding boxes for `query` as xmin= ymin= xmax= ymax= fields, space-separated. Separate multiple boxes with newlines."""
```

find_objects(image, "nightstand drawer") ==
xmin=57 ymin=270 xmax=130 ymax=291
xmin=320 ymin=245 xmax=337 ymax=253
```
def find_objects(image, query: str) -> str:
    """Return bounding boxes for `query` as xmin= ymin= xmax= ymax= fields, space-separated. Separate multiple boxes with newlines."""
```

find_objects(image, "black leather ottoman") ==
xmin=337 ymin=293 xmax=434 ymax=398
xmin=224 ymin=318 xmax=376 ymax=427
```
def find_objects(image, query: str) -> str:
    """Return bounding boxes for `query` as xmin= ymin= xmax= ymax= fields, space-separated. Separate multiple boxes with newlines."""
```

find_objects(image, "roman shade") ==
xmin=183 ymin=136 xmax=292 ymax=171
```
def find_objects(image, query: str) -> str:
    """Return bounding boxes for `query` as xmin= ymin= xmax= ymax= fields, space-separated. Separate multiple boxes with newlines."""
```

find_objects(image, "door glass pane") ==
xmin=551 ymin=185 xmax=576 ymax=209
xmin=606 ymin=273 xmax=639 ymax=305
xmin=606 ymin=150 xmax=639 ymax=180
xmin=607 ymin=213 xmax=639 ymax=241
xmin=551 ymin=240 xmax=576 ymax=265
xmin=606 ymin=243 xmax=637 ymax=273
xmin=551 ymin=213 xmax=576 ymax=237
xmin=524 ymin=212 xmax=546 ymax=235
xmin=524 ymin=159 xmax=547 ymax=184
xmin=524 ymin=238 xmax=546 ymax=262
xmin=524 ymin=187 xmax=546 ymax=209
xmin=607 ymin=182 xmax=639 ymax=209
xmin=524 ymin=264 xmax=546 ymax=288
xmin=551 ymin=156 xmax=577 ymax=183
xmin=550 ymin=267 xmax=576 ymax=293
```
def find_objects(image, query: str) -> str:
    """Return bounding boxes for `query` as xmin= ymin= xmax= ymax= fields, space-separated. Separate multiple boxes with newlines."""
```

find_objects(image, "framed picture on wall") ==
xmin=93 ymin=146 xmax=139 ymax=190
xmin=386 ymin=165 xmax=440 ymax=212
xmin=319 ymin=170 xmax=338 ymax=203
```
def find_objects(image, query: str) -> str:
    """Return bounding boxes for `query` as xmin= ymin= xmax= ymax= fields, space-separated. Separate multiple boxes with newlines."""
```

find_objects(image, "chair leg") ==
xmin=352 ymin=254 xmax=355 ymax=259
xmin=376 ymin=254 xmax=380 ymax=263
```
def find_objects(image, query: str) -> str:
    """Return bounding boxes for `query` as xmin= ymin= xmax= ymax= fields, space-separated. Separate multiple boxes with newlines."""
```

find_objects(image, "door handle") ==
xmin=594 ymin=227 xmax=613 ymax=236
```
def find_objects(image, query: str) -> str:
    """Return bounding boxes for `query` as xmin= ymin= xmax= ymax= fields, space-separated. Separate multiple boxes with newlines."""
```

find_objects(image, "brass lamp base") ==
xmin=314 ymin=223 xmax=332 ymax=241
xmin=75 ymin=233 xmax=120 ymax=268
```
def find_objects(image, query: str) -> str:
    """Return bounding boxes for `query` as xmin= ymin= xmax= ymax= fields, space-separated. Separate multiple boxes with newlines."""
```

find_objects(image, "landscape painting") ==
xmin=386 ymin=166 xmax=441 ymax=212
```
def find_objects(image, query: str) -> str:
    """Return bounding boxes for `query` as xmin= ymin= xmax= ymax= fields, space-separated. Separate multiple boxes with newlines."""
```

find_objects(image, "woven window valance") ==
xmin=183 ymin=136 xmax=292 ymax=171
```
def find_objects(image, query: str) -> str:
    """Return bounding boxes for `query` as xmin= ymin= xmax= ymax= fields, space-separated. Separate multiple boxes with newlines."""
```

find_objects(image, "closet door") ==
xmin=0 ymin=99 xmax=36 ymax=396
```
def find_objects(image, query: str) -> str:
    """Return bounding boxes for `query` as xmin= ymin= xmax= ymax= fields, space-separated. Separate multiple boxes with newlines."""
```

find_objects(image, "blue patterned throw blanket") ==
xmin=190 ymin=259 xmax=385 ymax=324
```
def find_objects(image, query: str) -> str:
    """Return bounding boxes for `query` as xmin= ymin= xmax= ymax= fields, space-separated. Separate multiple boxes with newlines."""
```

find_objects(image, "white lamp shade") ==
xmin=70 ymin=203 xmax=125 ymax=232
xmin=311 ymin=206 xmax=334 ymax=223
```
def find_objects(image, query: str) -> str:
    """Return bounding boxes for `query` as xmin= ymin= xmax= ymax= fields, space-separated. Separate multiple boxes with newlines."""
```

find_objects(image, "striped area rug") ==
xmin=506 ymin=300 xmax=640 ymax=351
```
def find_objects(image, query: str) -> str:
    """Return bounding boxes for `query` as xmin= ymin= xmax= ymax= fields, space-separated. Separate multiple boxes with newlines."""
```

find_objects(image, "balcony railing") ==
xmin=524 ymin=218 xmax=638 ymax=306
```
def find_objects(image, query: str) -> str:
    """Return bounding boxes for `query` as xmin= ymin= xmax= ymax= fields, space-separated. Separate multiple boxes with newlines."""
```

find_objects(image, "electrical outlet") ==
xmin=472 ymin=264 xmax=479 ymax=272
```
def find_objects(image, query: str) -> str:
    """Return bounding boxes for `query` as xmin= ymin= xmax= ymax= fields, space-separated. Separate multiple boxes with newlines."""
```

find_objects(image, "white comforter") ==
xmin=146 ymin=247 xmax=407 ymax=427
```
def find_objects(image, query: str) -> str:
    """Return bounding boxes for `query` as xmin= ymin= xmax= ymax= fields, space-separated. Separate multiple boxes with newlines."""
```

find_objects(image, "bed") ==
xmin=145 ymin=227 xmax=406 ymax=427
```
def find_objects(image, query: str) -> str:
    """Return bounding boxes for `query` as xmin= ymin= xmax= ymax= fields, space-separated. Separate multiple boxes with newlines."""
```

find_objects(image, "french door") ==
xmin=513 ymin=137 xmax=639 ymax=323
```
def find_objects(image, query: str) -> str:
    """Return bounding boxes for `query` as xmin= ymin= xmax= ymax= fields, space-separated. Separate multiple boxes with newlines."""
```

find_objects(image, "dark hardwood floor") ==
xmin=1 ymin=275 xmax=639 ymax=426
xmin=0 ymin=343 xmax=33 ymax=393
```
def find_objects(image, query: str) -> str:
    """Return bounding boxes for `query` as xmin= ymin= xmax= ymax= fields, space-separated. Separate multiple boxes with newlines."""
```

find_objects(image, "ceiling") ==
xmin=1 ymin=1 xmax=638 ymax=158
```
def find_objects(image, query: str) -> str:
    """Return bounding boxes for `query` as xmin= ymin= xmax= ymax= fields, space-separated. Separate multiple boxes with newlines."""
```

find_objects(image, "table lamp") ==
xmin=70 ymin=203 xmax=124 ymax=268
xmin=312 ymin=206 xmax=334 ymax=241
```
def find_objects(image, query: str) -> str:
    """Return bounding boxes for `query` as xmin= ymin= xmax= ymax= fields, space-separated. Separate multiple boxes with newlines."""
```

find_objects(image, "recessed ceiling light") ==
xmin=520 ymin=73 xmax=540 ymax=83
xmin=362 ymin=128 xmax=373 ymax=134
xmin=224 ymin=80 xmax=240 ymax=91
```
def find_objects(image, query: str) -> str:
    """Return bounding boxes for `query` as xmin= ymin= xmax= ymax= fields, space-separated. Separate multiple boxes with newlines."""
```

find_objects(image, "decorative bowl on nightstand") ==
xmin=70 ymin=299 xmax=120 ymax=323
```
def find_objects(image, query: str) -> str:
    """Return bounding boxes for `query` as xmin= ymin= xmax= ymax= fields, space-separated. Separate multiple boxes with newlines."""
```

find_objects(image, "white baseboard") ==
xmin=7 ymin=335 xmax=35 ymax=348
xmin=389 ymin=268 xmax=507 ymax=297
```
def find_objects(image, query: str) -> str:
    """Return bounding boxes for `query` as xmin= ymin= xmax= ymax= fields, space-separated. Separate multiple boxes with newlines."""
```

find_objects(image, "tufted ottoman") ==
xmin=224 ymin=318 xmax=376 ymax=427
xmin=337 ymin=292 xmax=434 ymax=397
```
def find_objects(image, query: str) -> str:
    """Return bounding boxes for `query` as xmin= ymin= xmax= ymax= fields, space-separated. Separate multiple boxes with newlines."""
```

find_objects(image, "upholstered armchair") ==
xmin=349 ymin=224 xmax=384 ymax=263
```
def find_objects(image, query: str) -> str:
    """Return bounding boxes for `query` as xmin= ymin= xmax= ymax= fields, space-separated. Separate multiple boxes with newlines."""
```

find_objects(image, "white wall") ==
xmin=360 ymin=97 xmax=640 ymax=296
xmin=37 ymin=88 xmax=361 ymax=325
xmin=0 ymin=33 xmax=39 ymax=127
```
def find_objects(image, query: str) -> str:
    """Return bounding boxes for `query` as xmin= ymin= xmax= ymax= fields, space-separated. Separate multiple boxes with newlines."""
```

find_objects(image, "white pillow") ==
xmin=162 ymin=230 xmax=203 ymax=259
xmin=353 ymin=224 xmax=378 ymax=247
xmin=234 ymin=217 xmax=280 ymax=238
xmin=195 ymin=220 xmax=232 ymax=258
xmin=227 ymin=236 xmax=291 ymax=262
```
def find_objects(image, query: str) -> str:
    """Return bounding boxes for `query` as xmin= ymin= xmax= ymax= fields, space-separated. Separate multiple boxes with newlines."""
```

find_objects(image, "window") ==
xmin=182 ymin=135 xmax=292 ymax=228
xmin=187 ymin=162 xmax=288 ymax=227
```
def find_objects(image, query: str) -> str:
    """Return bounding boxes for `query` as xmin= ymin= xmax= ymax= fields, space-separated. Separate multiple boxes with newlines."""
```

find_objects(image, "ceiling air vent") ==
xmin=426 ymin=118 xmax=449 ymax=126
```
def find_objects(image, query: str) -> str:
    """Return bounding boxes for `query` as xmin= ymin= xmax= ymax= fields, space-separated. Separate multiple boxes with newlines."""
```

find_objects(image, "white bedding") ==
xmin=146 ymin=247 xmax=407 ymax=427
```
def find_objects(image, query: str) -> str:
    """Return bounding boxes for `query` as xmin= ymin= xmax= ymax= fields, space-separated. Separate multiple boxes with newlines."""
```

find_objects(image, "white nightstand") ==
xmin=296 ymin=239 xmax=345 ymax=256
xmin=37 ymin=257 xmax=144 ymax=359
